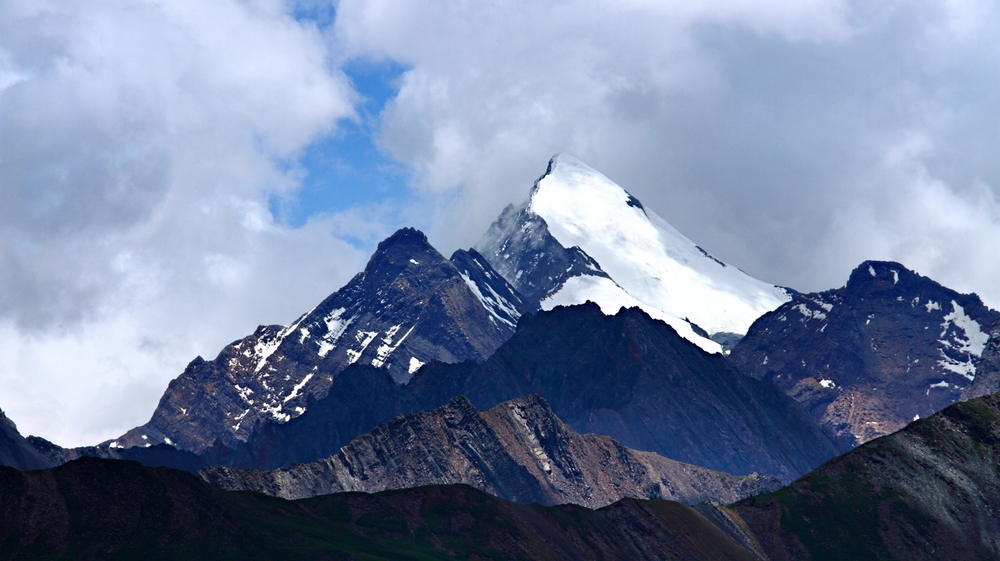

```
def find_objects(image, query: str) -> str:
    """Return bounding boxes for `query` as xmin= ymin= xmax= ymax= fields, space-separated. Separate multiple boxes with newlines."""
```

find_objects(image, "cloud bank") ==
xmin=0 ymin=0 xmax=366 ymax=444
xmin=3 ymin=0 xmax=1000 ymax=445
xmin=336 ymin=0 xmax=1000 ymax=304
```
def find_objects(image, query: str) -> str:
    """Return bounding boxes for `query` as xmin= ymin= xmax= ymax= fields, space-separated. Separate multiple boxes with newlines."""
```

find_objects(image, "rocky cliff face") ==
xmin=733 ymin=391 xmax=1000 ymax=561
xmin=113 ymin=228 xmax=525 ymax=453
xmin=202 ymin=395 xmax=780 ymax=508
xmin=961 ymin=318 xmax=1000 ymax=400
xmin=730 ymin=260 xmax=998 ymax=445
xmin=0 ymin=408 xmax=52 ymax=470
xmin=214 ymin=303 xmax=842 ymax=482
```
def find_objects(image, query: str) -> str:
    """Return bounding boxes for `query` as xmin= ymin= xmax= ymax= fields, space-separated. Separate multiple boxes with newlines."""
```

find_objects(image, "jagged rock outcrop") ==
xmin=0 ymin=408 xmax=52 ymax=470
xmin=730 ymin=260 xmax=999 ymax=445
xmin=961 ymin=317 xmax=1000 ymax=400
xmin=215 ymin=303 xmax=843 ymax=482
xmin=113 ymin=228 xmax=525 ymax=453
xmin=202 ymin=395 xmax=780 ymax=507
xmin=733 ymin=391 xmax=1000 ymax=560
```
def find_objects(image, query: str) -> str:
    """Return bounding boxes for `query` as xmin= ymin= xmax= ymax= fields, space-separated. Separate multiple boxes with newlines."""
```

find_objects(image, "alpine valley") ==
xmin=2 ymin=154 xmax=999 ymax=560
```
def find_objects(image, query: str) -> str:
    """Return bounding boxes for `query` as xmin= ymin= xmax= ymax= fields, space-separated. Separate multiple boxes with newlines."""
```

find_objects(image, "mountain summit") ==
xmin=476 ymin=154 xmax=791 ymax=352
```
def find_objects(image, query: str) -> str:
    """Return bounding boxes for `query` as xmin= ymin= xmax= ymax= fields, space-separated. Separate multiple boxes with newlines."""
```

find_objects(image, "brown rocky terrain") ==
xmin=730 ymin=260 xmax=998 ymax=445
xmin=202 ymin=394 xmax=780 ymax=507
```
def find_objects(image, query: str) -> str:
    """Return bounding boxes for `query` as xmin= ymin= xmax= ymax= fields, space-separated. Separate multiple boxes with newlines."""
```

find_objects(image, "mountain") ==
xmin=214 ymin=303 xmax=843 ymax=482
xmin=729 ymin=260 xmax=999 ymax=444
xmin=113 ymin=228 xmax=526 ymax=453
xmin=961 ymin=317 xmax=1000 ymax=400
xmin=476 ymin=154 xmax=792 ymax=352
xmin=0 ymin=407 xmax=53 ymax=470
xmin=202 ymin=394 xmax=781 ymax=507
xmin=731 ymin=391 xmax=1000 ymax=561
xmin=0 ymin=456 xmax=765 ymax=561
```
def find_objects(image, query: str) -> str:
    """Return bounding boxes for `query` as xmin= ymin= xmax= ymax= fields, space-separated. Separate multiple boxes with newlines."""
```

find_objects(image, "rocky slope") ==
xmin=202 ymin=395 xmax=780 ymax=507
xmin=112 ymin=228 xmax=525 ymax=453
xmin=0 ymin=408 xmax=53 ymax=470
xmin=961 ymin=317 xmax=1000 ymax=400
xmin=476 ymin=154 xmax=791 ymax=350
xmin=732 ymin=391 xmax=1000 ymax=560
xmin=730 ymin=260 xmax=998 ymax=444
xmin=215 ymin=303 xmax=843 ymax=482
xmin=0 ymin=456 xmax=763 ymax=560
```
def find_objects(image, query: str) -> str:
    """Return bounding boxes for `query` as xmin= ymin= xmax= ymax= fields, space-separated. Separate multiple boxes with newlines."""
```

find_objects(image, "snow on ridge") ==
xmin=528 ymin=154 xmax=790 ymax=336
xmin=936 ymin=300 xmax=990 ymax=381
xmin=460 ymin=272 xmax=519 ymax=328
xmin=540 ymin=274 xmax=722 ymax=354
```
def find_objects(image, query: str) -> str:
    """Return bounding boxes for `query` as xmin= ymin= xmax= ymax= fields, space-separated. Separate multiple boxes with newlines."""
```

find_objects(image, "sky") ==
xmin=1 ymin=0 xmax=999 ymax=446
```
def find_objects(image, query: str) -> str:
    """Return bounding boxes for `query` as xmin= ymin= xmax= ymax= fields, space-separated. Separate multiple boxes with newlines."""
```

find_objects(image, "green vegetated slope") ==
xmin=0 ymin=457 xmax=756 ymax=561
xmin=734 ymin=393 xmax=1000 ymax=560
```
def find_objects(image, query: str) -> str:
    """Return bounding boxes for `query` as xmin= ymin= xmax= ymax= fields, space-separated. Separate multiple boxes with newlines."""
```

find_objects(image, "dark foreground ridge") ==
xmin=0 ymin=457 xmax=757 ymax=561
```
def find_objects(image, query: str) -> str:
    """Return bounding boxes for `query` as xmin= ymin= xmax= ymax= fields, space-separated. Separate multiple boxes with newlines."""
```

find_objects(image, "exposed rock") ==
xmin=202 ymin=395 xmax=781 ymax=507
xmin=0 ymin=408 xmax=52 ymax=470
xmin=730 ymin=260 xmax=999 ymax=445
xmin=961 ymin=317 xmax=1000 ymax=400
xmin=216 ymin=303 xmax=843 ymax=482
xmin=112 ymin=228 xmax=524 ymax=453
xmin=734 ymin=391 xmax=1000 ymax=561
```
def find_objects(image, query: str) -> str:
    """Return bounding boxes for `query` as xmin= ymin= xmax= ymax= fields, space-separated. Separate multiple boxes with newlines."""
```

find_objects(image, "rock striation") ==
xmin=730 ymin=260 xmax=998 ymax=445
xmin=214 ymin=303 xmax=843 ymax=482
xmin=202 ymin=395 xmax=781 ymax=507
xmin=112 ymin=228 xmax=525 ymax=453
xmin=733 ymin=391 xmax=1000 ymax=560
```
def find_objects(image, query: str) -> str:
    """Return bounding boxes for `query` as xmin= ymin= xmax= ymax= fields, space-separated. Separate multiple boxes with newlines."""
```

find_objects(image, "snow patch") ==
xmin=371 ymin=324 xmax=416 ymax=368
xmin=925 ymin=300 xmax=941 ymax=312
xmin=409 ymin=357 xmax=425 ymax=375
xmin=346 ymin=330 xmax=379 ymax=364
xmin=460 ymin=272 xmax=519 ymax=328
xmin=892 ymin=270 xmax=899 ymax=284
xmin=819 ymin=379 xmax=836 ymax=389
xmin=540 ymin=274 xmax=722 ymax=354
xmin=318 ymin=308 xmax=352 ymax=358
xmin=868 ymin=265 xmax=877 ymax=276
xmin=929 ymin=381 xmax=950 ymax=389
xmin=794 ymin=303 xmax=827 ymax=321
xmin=283 ymin=373 xmax=314 ymax=403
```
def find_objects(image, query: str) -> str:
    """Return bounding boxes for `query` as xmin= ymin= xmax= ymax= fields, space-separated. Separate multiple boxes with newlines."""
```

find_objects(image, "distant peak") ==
xmin=847 ymin=260 xmax=913 ymax=288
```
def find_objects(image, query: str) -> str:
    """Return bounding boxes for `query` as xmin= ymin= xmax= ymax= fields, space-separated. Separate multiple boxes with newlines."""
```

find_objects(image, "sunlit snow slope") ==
xmin=477 ymin=154 xmax=792 ymax=353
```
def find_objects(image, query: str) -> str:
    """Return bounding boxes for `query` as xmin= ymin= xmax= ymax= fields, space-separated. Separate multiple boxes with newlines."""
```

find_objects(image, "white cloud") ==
xmin=334 ymin=0 xmax=1000 ymax=309
xmin=0 ymin=0 xmax=365 ymax=445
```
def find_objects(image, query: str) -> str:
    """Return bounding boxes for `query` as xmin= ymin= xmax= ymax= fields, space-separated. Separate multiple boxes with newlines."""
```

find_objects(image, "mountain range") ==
xmin=2 ymin=153 xmax=999 ymax=559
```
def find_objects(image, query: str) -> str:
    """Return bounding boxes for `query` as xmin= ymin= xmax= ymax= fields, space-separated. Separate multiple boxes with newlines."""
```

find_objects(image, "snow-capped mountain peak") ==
xmin=476 ymin=154 xmax=792 ymax=352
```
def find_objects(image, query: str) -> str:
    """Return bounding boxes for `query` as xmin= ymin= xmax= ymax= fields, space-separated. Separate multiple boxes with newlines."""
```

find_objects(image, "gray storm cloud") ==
xmin=2 ymin=0 xmax=1000 ymax=446
xmin=336 ymin=0 xmax=1000 ymax=305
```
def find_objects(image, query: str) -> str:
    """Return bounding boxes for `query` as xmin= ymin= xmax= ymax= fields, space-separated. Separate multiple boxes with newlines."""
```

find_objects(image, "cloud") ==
xmin=334 ymin=0 xmax=1000 ymax=308
xmin=0 ymin=0 xmax=365 ymax=445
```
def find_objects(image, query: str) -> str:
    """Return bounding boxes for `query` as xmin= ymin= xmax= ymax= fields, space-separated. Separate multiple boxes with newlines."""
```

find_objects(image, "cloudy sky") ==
xmin=2 ymin=0 xmax=999 ymax=446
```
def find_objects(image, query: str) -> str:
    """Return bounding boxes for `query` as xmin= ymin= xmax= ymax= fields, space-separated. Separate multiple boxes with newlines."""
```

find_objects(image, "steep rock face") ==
xmin=218 ymin=304 xmax=842 ymax=482
xmin=475 ymin=154 xmax=791 ymax=350
xmin=115 ymin=228 xmax=524 ymax=453
xmin=961 ymin=317 xmax=1000 ymax=400
xmin=730 ymin=260 xmax=999 ymax=445
xmin=202 ymin=395 xmax=780 ymax=507
xmin=0 ymin=408 xmax=53 ymax=470
xmin=0 ymin=457 xmax=761 ymax=561
xmin=733 ymin=392 xmax=1000 ymax=561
